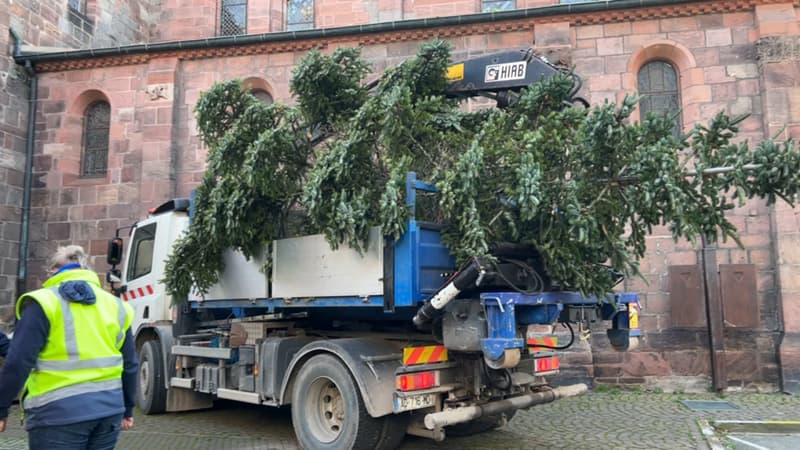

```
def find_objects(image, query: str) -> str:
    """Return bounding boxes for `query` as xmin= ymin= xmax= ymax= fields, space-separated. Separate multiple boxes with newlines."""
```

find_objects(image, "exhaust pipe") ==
xmin=424 ymin=383 xmax=588 ymax=430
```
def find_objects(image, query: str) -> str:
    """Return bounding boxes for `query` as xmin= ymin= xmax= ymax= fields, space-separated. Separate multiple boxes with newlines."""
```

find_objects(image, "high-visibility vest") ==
xmin=16 ymin=269 xmax=134 ymax=411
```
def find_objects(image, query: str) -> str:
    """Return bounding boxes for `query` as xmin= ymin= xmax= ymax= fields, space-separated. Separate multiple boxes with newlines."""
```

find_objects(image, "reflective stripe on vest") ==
xmin=23 ymin=378 xmax=122 ymax=410
xmin=35 ymin=287 xmax=128 ymax=371
xmin=35 ymin=356 xmax=123 ymax=371
xmin=115 ymin=297 xmax=126 ymax=347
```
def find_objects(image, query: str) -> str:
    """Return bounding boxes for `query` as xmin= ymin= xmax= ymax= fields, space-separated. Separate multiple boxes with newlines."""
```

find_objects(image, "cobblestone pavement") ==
xmin=1 ymin=391 xmax=799 ymax=449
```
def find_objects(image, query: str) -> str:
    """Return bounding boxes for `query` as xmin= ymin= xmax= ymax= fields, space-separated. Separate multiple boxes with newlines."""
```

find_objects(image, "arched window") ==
xmin=287 ymin=0 xmax=314 ymax=31
xmin=252 ymin=89 xmax=273 ymax=104
xmin=81 ymin=101 xmax=110 ymax=178
xmin=638 ymin=60 xmax=682 ymax=138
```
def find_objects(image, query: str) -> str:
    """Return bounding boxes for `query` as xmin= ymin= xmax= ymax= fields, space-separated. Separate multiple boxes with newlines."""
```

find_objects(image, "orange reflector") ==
xmin=535 ymin=356 xmax=560 ymax=373
xmin=396 ymin=371 xmax=440 ymax=392
xmin=402 ymin=345 xmax=448 ymax=366
xmin=527 ymin=336 xmax=558 ymax=352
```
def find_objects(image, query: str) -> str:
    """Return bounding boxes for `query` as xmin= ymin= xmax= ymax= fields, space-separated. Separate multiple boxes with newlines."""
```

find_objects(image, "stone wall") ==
xmin=12 ymin=0 xmax=800 ymax=389
xmin=0 ymin=0 xmax=156 ymax=325
xmin=154 ymin=0 xmax=563 ymax=41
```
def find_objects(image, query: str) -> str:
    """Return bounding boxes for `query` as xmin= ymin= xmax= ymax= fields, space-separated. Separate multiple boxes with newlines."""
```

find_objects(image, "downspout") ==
xmin=11 ymin=30 xmax=38 ymax=300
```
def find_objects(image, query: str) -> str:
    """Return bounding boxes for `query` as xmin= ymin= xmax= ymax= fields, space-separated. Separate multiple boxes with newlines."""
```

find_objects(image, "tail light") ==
xmin=396 ymin=370 xmax=440 ymax=392
xmin=534 ymin=356 xmax=560 ymax=373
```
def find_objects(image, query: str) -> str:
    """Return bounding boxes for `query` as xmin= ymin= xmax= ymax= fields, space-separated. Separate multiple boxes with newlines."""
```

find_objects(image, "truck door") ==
xmin=123 ymin=222 xmax=160 ymax=332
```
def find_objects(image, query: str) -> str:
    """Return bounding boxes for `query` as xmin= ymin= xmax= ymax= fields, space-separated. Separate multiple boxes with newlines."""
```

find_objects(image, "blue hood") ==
xmin=58 ymin=281 xmax=97 ymax=305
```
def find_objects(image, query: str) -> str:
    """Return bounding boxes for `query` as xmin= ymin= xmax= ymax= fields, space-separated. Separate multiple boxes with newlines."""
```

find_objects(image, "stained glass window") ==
xmin=252 ymin=89 xmax=274 ymax=104
xmin=287 ymin=0 xmax=314 ymax=31
xmin=638 ymin=60 xmax=682 ymax=138
xmin=68 ymin=0 xmax=85 ymax=12
xmin=220 ymin=0 xmax=247 ymax=36
xmin=482 ymin=0 xmax=515 ymax=12
xmin=81 ymin=101 xmax=110 ymax=178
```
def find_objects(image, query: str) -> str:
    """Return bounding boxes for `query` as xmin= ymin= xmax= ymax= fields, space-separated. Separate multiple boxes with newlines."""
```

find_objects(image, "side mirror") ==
xmin=107 ymin=238 xmax=124 ymax=265
xmin=106 ymin=269 xmax=122 ymax=284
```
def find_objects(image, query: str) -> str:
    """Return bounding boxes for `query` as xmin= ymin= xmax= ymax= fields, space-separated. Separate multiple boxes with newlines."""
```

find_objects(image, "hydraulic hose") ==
xmin=412 ymin=259 xmax=484 ymax=328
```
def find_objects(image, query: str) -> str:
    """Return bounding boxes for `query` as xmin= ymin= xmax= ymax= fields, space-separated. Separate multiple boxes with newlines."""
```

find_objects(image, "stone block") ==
xmin=667 ymin=31 xmax=706 ymax=49
xmin=644 ymin=330 xmax=702 ymax=352
xmin=723 ymin=12 xmax=755 ymax=28
xmin=706 ymin=28 xmax=733 ymax=47
xmin=725 ymin=350 xmax=758 ymax=381
xmin=665 ymin=350 xmax=711 ymax=376
xmin=631 ymin=20 xmax=659 ymax=35
xmin=736 ymin=79 xmax=760 ymax=97
xmin=661 ymin=17 xmax=699 ymax=32
xmin=727 ymin=63 xmax=759 ymax=79
xmin=574 ymin=57 xmax=606 ymax=76
xmin=703 ymin=66 xmax=733 ymax=84
xmin=604 ymin=22 xmax=631 ymax=37
xmin=595 ymin=365 xmax=623 ymax=378
xmin=589 ymin=74 xmax=621 ymax=92
xmin=593 ymin=351 xmax=624 ymax=365
xmin=596 ymin=37 xmax=623 ymax=56
xmin=729 ymin=96 xmax=753 ymax=116
xmin=535 ymin=22 xmax=570 ymax=47
xmin=623 ymin=352 xmax=670 ymax=377
xmin=47 ymin=222 xmax=70 ymax=240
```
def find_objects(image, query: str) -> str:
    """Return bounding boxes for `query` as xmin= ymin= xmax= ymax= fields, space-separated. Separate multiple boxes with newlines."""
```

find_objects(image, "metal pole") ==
xmin=701 ymin=233 xmax=727 ymax=392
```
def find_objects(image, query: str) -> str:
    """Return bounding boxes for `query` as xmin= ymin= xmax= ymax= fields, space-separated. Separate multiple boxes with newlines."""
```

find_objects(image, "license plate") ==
xmin=394 ymin=393 xmax=436 ymax=412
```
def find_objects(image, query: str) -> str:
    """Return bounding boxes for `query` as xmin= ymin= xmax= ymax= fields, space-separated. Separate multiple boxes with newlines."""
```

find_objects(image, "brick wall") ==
xmin=0 ymin=0 xmax=156 ymax=325
xmin=14 ymin=1 xmax=800 ymax=389
xmin=560 ymin=10 xmax=793 ymax=390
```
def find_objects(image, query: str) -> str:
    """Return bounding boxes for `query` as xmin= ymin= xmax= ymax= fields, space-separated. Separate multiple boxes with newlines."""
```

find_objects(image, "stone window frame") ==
xmin=287 ymin=0 xmax=315 ymax=31
xmin=637 ymin=59 xmax=683 ymax=139
xmin=220 ymin=0 xmax=248 ymax=36
xmin=624 ymin=40 xmax=701 ymax=133
xmin=58 ymin=89 xmax=114 ymax=187
xmin=242 ymin=77 xmax=275 ymax=104
xmin=81 ymin=100 xmax=111 ymax=178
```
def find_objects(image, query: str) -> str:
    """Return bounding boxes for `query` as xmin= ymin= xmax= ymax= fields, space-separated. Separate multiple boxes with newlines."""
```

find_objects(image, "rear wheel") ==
xmin=136 ymin=340 xmax=167 ymax=414
xmin=291 ymin=354 xmax=406 ymax=450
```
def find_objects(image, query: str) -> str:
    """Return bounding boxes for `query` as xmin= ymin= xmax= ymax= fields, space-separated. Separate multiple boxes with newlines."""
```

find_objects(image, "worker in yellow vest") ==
xmin=0 ymin=245 xmax=138 ymax=449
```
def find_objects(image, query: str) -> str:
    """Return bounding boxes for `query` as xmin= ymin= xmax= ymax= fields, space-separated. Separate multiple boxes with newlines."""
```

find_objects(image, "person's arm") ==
xmin=0 ymin=301 xmax=49 ymax=422
xmin=120 ymin=328 xmax=138 ymax=419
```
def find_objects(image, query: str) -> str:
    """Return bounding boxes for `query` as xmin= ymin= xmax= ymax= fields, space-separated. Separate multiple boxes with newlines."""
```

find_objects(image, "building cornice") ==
xmin=16 ymin=0 xmax=797 ymax=73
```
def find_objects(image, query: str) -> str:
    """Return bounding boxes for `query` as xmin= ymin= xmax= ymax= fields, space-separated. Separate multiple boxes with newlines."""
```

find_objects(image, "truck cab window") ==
xmin=128 ymin=223 xmax=156 ymax=281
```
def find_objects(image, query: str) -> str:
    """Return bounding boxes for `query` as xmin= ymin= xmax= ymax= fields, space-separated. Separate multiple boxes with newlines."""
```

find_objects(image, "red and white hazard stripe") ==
xmin=121 ymin=284 xmax=155 ymax=301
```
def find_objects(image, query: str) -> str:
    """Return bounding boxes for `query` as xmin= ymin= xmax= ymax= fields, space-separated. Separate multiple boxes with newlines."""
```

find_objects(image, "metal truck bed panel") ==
xmin=392 ymin=221 xmax=456 ymax=308
xmin=188 ymin=249 xmax=269 ymax=302
xmin=272 ymin=227 xmax=384 ymax=298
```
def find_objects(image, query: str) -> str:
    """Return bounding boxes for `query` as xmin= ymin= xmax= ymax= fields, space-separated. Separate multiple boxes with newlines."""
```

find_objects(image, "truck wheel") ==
xmin=291 ymin=354 xmax=405 ymax=450
xmin=136 ymin=340 xmax=167 ymax=414
xmin=446 ymin=411 xmax=516 ymax=437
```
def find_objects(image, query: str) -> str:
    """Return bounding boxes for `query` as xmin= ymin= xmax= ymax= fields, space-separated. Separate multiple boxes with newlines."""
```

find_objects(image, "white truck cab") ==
xmin=114 ymin=200 xmax=189 ymax=334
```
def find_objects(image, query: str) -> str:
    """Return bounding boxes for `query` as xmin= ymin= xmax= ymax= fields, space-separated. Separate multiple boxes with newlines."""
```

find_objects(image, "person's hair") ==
xmin=48 ymin=245 xmax=90 ymax=272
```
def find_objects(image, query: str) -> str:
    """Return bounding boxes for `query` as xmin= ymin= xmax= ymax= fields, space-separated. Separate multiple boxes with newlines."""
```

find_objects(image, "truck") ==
xmin=105 ymin=49 xmax=641 ymax=450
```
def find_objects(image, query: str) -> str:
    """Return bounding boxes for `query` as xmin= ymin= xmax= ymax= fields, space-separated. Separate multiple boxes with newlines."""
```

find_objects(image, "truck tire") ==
xmin=136 ymin=340 xmax=167 ymax=414
xmin=291 ymin=354 xmax=405 ymax=450
xmin=446 ymin=411 xmax=516 ymax=437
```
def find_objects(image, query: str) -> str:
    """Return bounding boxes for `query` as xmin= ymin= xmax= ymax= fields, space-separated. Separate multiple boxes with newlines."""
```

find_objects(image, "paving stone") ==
xmin=1 ymin=393 xmax=800 ymax=449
